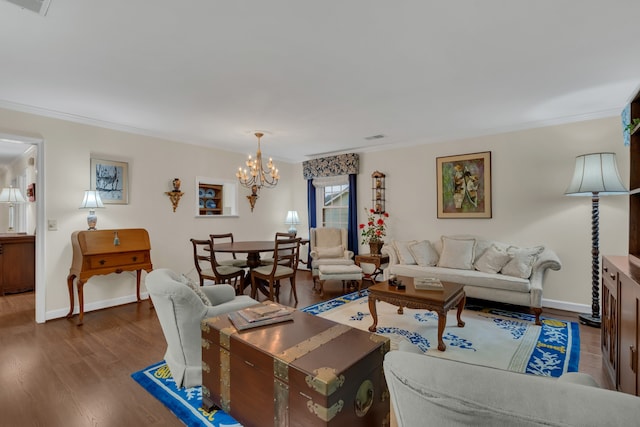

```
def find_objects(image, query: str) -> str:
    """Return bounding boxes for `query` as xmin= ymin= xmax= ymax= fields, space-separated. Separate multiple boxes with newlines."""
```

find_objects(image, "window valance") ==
xmin=302 ymin=153 xmax=359 ymax=180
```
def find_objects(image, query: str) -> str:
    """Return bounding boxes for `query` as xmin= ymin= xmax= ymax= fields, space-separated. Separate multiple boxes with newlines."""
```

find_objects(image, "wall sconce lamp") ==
xmin=565 ymin=152 xmax=627 ymax=328
xmin=79 ymin=190 xmax=104 ymax=230
xmin=285 ymin=210 xmax=300 ymax=234
xmin=0 ymin=186 xmax=27 ymax=232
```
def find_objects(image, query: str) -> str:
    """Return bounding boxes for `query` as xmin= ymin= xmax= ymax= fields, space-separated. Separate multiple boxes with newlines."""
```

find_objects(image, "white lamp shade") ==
xmin=285 ymin=210 xmax=300 ymax=225
xmin=0 ymin=187 xmax=27 ymax=203
xmin=565 ymin=152 xmax=627 ymax=196
xmin=79 ymin=190 xmax=105 ymax=209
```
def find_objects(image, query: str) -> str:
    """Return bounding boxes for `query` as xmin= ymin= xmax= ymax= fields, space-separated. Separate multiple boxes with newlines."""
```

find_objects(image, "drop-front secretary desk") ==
xmin=66 ymin=228 xmax=153 ymax=325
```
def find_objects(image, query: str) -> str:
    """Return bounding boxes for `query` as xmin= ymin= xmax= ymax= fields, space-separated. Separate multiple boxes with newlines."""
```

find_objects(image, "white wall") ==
xmin=0 ymin=107 xmax=297 ymax=320
xmin=0 ymin=107 xmax=629 ymax=319
xmin=356 ymin=116 xmax=629 ymax=310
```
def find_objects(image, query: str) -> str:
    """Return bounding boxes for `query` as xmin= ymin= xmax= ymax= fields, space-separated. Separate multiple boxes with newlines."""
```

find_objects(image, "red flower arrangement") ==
xmin=359 ymin=208 xmax=389 ymax=244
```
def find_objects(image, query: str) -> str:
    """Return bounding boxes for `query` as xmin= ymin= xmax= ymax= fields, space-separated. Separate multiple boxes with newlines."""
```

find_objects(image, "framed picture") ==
xmin=436 ymin=151 xmax=491 ymax=218
xmin=26 ymin=183 xmax=35 ymax=202
xmin=90 ymin=158 xmax=129 ymax=204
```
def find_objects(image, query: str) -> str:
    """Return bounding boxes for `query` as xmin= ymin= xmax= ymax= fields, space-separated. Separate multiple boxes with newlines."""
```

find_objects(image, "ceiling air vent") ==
xmin=3 ymin=0 xmax=51 ymax=15
xmin=364 ymin=134 xmax=385 ymax=141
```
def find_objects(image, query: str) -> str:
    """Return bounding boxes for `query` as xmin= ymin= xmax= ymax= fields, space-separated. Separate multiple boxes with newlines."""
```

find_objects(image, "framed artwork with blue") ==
xmin=90 ymin=157 xmax=129 ymax=204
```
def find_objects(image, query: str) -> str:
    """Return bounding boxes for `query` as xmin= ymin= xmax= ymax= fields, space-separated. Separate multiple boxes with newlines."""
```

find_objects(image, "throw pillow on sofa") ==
xmin=408 ymin=240 xmax=439 ymax=267
xmin=392 ymin=240 xmax=418 ymax=265
xmin=500 ymin=246 xmax=545 ymax=279
xmin=437 ymin=236 xmax=476 ymax=270
xmin=179 ymin=274 xmax=212 ymax=306
xmin=474 ymin=244 xmax=512 ymax=274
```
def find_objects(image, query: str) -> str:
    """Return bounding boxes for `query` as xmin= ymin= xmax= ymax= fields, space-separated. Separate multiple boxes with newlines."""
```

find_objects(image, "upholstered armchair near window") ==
xmin=309 ymin=227 xmax=355 ymax=287
xmin=146 ymin=268 xmax=256 ymax=388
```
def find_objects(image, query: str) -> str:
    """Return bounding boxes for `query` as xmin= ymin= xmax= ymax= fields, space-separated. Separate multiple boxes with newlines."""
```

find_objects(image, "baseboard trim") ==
xmin=46 ymin=292 xmax=150 ymax=321
xmin=542 ymin=298 xmax=590 ymax=314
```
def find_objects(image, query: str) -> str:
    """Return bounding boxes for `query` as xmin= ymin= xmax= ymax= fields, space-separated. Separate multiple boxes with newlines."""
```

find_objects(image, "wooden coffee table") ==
xmin=368 ymin=276 xmax=466 ymax=351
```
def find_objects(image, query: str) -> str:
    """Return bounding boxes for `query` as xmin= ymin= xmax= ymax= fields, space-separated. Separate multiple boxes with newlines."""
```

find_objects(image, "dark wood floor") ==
xmin=0 ymin=270 xmax=609 ymax=426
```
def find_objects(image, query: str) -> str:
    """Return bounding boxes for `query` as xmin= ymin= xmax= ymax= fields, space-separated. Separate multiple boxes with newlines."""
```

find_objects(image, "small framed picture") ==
xmin=436 ymin=151 xmax=491 ymax=218
xmin=90 ymin=158 xmax=129 ymax=204
xmin=26 ymin=183 xmax=35 ymax=202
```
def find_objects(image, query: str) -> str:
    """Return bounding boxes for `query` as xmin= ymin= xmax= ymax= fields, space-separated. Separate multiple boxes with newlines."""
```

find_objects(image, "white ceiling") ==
xmin=0 ymin=1 xmax=639 ymax=163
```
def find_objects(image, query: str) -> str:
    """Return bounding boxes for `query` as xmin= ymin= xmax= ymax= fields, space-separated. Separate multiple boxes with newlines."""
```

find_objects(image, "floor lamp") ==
xmin=565 ymin=152 xmax=627 ymax=328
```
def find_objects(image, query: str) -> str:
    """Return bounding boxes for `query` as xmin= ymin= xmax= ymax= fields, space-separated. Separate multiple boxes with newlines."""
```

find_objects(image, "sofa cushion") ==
xmin=389 ymin=264 xmax=531 ymax=293
xmin=437 ymin=236 xmax=476 ymax=270
xmin=315 ymin=245 xmax=344 ymax=258
xmin=408 ymin=240 xmax=439 ymax=267
xmin=501 ymin=246 xmax=545 ymax=279
xmin=392 ymin=240 xmax=418 ymax=265
xmin=474 ymin=244 xmax=513 ymax=274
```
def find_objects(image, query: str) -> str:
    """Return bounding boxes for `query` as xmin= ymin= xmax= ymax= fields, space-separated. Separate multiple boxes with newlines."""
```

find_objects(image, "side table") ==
xmin=355 ymin=253 xmax=389 ymax=284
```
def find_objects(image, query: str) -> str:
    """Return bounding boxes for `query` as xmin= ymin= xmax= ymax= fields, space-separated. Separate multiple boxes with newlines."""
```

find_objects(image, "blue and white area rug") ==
xmin=132 ymin=291 xmax=579 ymax=426
xmin=303 ymin=290 xmax=580 ymax=377
xmin=131 ymin=361 xmax=241 ymax=427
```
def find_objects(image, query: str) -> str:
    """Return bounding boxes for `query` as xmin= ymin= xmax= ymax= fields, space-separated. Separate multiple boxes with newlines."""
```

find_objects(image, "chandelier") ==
xmin=236 ymin=132 xmax=279 ymax=211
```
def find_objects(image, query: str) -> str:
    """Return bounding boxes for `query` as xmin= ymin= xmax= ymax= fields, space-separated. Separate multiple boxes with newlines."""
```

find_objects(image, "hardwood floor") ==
xmin=0 ymin=270 xmax=610 ymax=426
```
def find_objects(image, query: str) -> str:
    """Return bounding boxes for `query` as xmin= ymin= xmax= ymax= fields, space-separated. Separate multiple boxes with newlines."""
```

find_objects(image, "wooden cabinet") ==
xmin=619 ymin=271 xmax=640 ymax=395
xmin=601 ymin=257 xmax=618 ymax=386
xmin=628 ymin=89 xmax=640 ymax=259
xmin=198 ymin=183 xmax=223 ymax=215
xmin=0 ymin=234 xmax=35 ymax=295
xmin=66 ymin=228 xmax=152 ymax=325
xmin=602 ymin=255 xmax=640 ymax=396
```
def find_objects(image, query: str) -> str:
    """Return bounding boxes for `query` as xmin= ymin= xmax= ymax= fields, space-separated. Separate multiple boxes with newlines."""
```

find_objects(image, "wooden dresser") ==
xmin=0 ymin=233 xmax=35 ymax=295
xmin=66 ymin=228 xmax=152 ymax=325
xmin=602 ymin=256 xmax=640 ymax=396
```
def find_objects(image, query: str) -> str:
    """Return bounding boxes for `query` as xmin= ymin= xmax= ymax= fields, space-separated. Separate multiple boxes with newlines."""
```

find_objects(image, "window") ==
xmin=321 ymin=184 xmax=349 ymax=228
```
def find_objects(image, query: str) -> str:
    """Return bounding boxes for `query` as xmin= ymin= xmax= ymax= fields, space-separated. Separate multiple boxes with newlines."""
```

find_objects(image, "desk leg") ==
xmin=77 ymin=280 xmax=85 ymax=326
xmin=66 ymin=274 xmax=76 ymax=319
xmin=136 ymin=270 xmax=142 ymax=302
xmin=368 ymin=296 xmax=379 ymax=332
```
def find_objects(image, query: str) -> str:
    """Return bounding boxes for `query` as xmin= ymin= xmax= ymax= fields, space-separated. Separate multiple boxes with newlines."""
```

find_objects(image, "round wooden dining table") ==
xmin=210 ymin=240 xmax=275 ymax=269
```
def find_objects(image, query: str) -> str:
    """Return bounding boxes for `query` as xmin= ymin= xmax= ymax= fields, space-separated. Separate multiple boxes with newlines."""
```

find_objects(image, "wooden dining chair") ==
xmin=250 ymin=237 xmax=301 ymax=303
xmin=260 ymin=231 xmax=297 ymax=265
xmin=190 ymin=238 xmax=245 ymax=294
xmin=209 ymin=233 xmax=248 ymax=268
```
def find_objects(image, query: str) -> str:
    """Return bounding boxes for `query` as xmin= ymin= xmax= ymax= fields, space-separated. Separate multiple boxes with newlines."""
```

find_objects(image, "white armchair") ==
xmin=309 ymin=227 xmax=354 ymax=285
xmin=146 ymin=268 xmax=256 ymax=388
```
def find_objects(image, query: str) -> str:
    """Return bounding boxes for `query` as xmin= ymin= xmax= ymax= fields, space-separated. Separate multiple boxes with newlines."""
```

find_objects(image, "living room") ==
xmin=1 ymin=1 xmax=639 ymax=425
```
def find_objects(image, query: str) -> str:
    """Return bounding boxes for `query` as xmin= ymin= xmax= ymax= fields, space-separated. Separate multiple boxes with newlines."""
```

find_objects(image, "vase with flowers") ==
xmin=359 ymin=207 xmax=389 ymax=254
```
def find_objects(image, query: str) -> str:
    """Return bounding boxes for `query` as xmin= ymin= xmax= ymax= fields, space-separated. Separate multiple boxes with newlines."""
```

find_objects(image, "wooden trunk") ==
xmin=202 ymin=309 xmax=391 ymax=427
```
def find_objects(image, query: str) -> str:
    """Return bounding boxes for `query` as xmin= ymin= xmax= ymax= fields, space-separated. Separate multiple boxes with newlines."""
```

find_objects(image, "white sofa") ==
xmin=384 ymin=350 xmax=640 ymax=427
xmin=381 ymin=235 xmax=561 ymax=324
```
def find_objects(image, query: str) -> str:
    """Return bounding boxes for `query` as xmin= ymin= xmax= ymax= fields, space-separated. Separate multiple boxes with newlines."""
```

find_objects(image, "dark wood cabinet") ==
xmin=602 ymin=256 xmax=640 ymax=396
xmin=0 ymin=234 xmax=35 ymax=295
xmin=601 ymin=257 xmax=618 ymax=387
xmin=601 ymin=87 xmax=640 ymax=396
xmin=619 ymin=271 xmax=640 ymax=395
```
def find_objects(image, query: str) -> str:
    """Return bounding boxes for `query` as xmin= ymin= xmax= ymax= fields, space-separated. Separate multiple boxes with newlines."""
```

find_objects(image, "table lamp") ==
xmin=284 ymin=210 xmax=300 ymax=234
xmin=0 ymin=186 xmax=27 ymax=232
xmin=79 ymin=190 xmax=104 ymax=230
xmin=565 ymin=152 xmax=627 ymax=327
